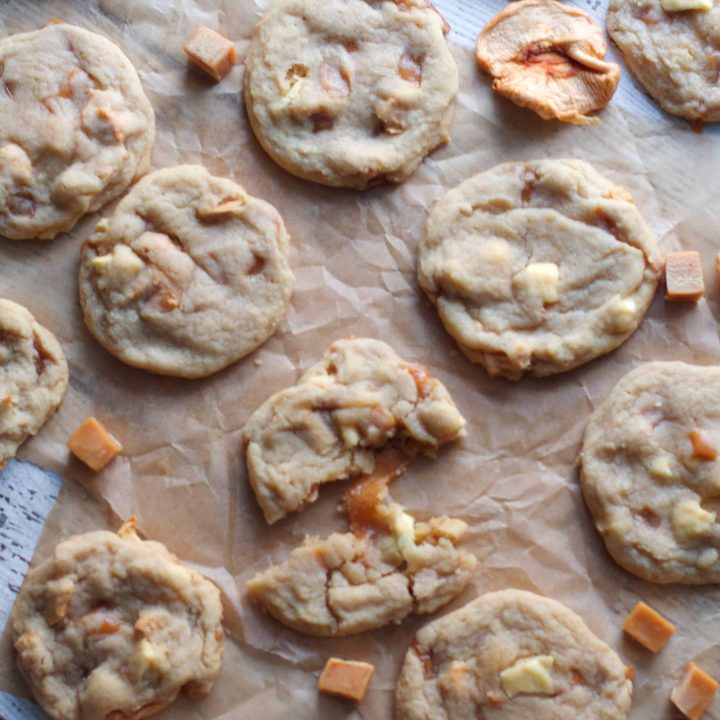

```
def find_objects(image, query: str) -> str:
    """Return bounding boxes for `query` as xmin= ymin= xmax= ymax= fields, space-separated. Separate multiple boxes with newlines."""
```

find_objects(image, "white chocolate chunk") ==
xmin=341 ymin=425 xmax=360 ymax=448
xmin=661 ymin=0 xmax=712 ymax=11
xmin=137 ymin=639 xmax=161 ymax=669
xmin=500 ymin=655 xmax=555 ymax=698
xmin=672 ymin=498 xmax=716 ymax=540
xmin=513 ymin=263 xmax=560 ymax=304
xmin=391 ymin=506 xmax=417 ymax=560
xmin=648 ymin=455 xmax=673 ymax=479
xmin=609 ymin=296 xmax=637 ymax=331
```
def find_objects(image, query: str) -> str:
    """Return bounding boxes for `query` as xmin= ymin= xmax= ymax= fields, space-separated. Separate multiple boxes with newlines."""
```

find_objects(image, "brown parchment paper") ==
xmin=2 ymin=0 xmax=720 ymax=717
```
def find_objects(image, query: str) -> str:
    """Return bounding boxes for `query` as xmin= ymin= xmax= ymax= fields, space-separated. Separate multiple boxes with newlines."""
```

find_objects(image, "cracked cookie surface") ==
xmin=581 ymin=362 xmax=720 ymax=583
xmin=242 ymin=337 xmax=466 ymax=524
xmin=396 ymin=589 xmax=632 ymax=720
xmin=243 ymin=0 xmax=458 ymax=188
xmin=0 ymin=299 xmax=68 ymax=466
xmin=417 ymin=159 xmax=662 ymax=380
xmin=476 ymin=0 xmax=620 ymax=125
xmin=607 ymin=0 xmax=720 ymax=122
xmin=11 ymin=519 xmax=224 ymax=720
xmin=247 ymin=462 xmax=476 ymax=637
xmin=0 ymin=23 xmax=155 ymax=240
xmin=78 ymin=165 xmax=294 ymax=378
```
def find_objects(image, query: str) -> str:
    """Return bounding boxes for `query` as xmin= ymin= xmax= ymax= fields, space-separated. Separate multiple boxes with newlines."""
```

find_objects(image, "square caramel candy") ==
xmin=671 ymin=662 xmax=719 ymax=719
xmin=67 ymin=416 xmax=122 ymax=471
xmin=318 ymin=658 xmax=374 ymax=702
xmin=183 ymin=26 xmax=237 ymax=82
xmin=665 ymin=251 xmax=705 ymax=301
xmin=621 ymin=601 xmax=675 ymax=652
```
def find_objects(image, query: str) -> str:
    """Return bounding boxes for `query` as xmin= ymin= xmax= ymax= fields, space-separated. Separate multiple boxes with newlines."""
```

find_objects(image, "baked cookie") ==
xmin=418 ymin=159 xmax=662 ymax=380
xmin=396 ymin=589 xmax=633 ymax=720
xmin=243 ymin=0 xmax=458 ymax=189
xmin=0 ymin=299 xmax=68 ymax=466
xmin=247 ymin=465 xmax=476 ymax=636
xmin=0 ymin=23 xmax=155 ymax=240
xmin=581 ymin=362 xmax=720 ymax=584
xmin=607 ymin=0 xmax=720 ymax=122
xmin=11 ymin=518 xmax=223 ymax=720
xmin=78 ymin=165 xmax=294 ymax=378
xmin=476 ymin=0 xmax=621 ymax=125
xmin=243 ymin=337 xmax=467 ymax=524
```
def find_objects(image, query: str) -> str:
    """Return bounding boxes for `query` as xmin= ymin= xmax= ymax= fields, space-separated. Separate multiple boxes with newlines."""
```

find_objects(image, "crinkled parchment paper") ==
xmin=2 ymin=0 xmax=720 ymax=717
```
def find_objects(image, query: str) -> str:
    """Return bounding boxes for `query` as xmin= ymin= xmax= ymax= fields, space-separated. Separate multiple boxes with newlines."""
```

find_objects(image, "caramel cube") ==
xmin=671 ymin=662 xmax=719 ymax=720
xmin=183 ymin=26 xmax=236 ymax=82
xmin=67 ymin=417 xmax=122 ymax=471
xmin=665 ymin=251 xmax=705 ymax=301
xmin=622 ymin=601 xmax=676 ymax=652
xmin=318 ymin=658 xmax=374 ymax=702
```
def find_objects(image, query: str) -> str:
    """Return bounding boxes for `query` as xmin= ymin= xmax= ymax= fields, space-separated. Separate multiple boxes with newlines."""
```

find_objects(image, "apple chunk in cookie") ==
xmin=242 ymin=337 xmax=467 ymax=524
xmin=581 ymin=361 xmax=720 ymax=583
xmin=78 ymin=165 xmax=294 ymax=379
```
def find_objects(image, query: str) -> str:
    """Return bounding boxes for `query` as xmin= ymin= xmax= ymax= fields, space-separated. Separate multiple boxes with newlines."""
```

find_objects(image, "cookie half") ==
xmin=418 ymin=159 xmax=662 ymax=380
xmin=396 ymin=589 xmax=632 ymax=720
xmin=607 ymin=0 xmax=720 ymax=122
xmin=0 ymin=299 xmax=68 ymax=466
xmin=243 ymin=337 xmax=467 ymax=523
xmin=78 ymin=165 xmax=294 ymax=378
xmin=581 ymin=361 xmax=720 ymax=583
xmin=0 ymin=23 xmax=155 ymax=240
xmin=11 ymin=519 xmax=223 ymax=720
xmin=243 ymin=0 xmax=458 ymax=188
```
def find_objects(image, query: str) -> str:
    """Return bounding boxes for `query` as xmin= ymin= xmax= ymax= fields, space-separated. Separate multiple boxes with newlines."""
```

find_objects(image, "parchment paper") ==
xmin=2 ymin=0 xmax=720 ymax=717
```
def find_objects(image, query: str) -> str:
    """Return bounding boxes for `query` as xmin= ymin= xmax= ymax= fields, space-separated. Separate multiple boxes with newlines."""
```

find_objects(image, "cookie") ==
xmin=0 ymin=299 xmax=68 ymax=466
xmin=396 ymin=589 xmax=633 ymax=720
xmin=243 ymin=0 xmax=458 ymax=189
xmin=581 ymin=361 xmax=720 ymax=584
xmin=11 ymin=518 xmax=223 ymax=720
xmin=0 ymin=23 xmax=155 ymax=240
xmin=247 ymin=464 xmax=476 ymax=636
xmin=417 ymin=159 xmax=662 ymax=380
xmin=476 ymin=0 xmax=621 ymax=125
xmin=243 ymin=337 xmax=467 ymax=524
xmin=78 ymin=165 xmax=294 ymax=379
xmin=607 ymin=0 xmax=720 ymax=122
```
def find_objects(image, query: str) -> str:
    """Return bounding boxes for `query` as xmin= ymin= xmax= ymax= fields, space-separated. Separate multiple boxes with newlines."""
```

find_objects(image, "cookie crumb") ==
xmin=183 ymin=26 xmax=237 ymax=82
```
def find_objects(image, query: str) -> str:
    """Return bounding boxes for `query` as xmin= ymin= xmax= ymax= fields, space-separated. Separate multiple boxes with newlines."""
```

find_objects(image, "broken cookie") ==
xmin=242 ymin=337 xmax=466 ymax=524
xmin=247 ymin=460 xmax=476 ymax=636
xmin=476 ymin=0 xmax=620 ymax=125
